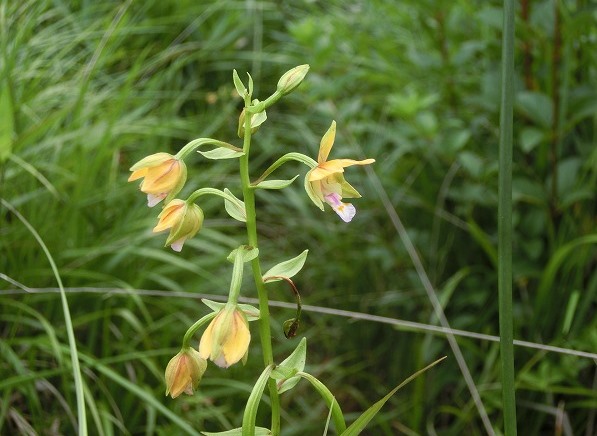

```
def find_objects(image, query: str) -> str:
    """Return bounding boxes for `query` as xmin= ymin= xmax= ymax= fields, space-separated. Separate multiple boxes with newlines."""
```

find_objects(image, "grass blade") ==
xmin=498 ymin=0 xmax=517 ymax=434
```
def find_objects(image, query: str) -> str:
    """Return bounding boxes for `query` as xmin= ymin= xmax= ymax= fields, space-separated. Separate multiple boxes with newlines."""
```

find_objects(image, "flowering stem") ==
xmin=240 ymin=95 xmax=281 ymax=435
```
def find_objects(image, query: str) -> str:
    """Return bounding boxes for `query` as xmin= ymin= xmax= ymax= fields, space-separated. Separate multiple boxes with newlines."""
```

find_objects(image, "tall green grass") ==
xmin=1 ymin=0 xmax=596 ymax=434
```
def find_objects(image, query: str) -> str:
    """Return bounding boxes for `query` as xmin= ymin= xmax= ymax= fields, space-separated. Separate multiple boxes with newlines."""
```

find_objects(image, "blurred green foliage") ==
xmin=1 ymin=0 xmax=596 ymax=434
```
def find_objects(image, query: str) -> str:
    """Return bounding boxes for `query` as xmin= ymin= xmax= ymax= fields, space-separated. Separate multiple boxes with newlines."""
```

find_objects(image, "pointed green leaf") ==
xmin=233 ymin=69 xmax=247 ymax=98
xmin=253 ymin=175 xmax=299 ymax=190
xmin=198 ymin=147 xmax=244 ymax=160
xmin=242 ymin=365 xmax=274 ymax=436
xmin=340 ymin=357 xmax=446 ymax=436
xmin=270 ymin=366 xmax=296 ymax=380
xmin=273 ymin=337 xmax=306 ymax=394
xmin=224 ymin=188 xmax=246 ymax=222
xmin=0 ymin=80 xmax=14 ymax=162
xmin=262 ymin=250 xmax=308 ymax=282
xmin=227 ymin=245 xmax=259 ymax=263
xmin=202 ymin=427 xmax=270 ymax=436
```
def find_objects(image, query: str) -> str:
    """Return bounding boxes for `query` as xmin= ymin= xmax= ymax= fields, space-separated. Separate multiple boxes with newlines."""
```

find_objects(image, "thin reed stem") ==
xmin=498 ymin=0 xmax=517 ymax=434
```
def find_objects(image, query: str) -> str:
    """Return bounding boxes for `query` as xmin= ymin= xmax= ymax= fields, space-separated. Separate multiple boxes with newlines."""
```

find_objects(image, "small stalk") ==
xmin=498 ymin=0 xmax=517 ymax=434
xmin=239 ymin=95 xmax=281 ymax=435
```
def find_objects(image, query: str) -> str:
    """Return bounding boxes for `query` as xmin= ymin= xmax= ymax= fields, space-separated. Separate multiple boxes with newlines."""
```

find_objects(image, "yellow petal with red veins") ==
xmin=128 ymin=168 xmax=147 ymax=182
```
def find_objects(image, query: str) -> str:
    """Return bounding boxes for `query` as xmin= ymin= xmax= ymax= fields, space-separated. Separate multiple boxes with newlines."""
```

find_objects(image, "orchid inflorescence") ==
xmin=126 ymin=65 xmax=436 ymax=435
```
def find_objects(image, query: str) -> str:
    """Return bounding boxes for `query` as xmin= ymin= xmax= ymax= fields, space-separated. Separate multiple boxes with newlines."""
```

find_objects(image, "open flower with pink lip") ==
xmin=128 ymin=152 xmax=187 ymax=207
xmin=305 ymin=121 xmax=375 ymax=222
xmin=153 ymin=199 xmax=204 ymax=252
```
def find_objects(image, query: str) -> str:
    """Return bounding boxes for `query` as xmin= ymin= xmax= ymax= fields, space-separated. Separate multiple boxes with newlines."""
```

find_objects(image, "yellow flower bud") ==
xmin=153 ymin=199 xmax=204 ymax=252
xmin=165 ymin=348 xmax=207 ymax=399
xmin=198 ymin=306 xmax=251 ymax=368
xmin=128 ymin=152 xmax=187 ymax=207
xmin=276 ymin=64 xmax=310 ymax=96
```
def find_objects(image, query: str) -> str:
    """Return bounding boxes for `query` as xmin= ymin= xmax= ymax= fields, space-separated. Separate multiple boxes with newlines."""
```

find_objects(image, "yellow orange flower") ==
xmin=165 ymin=348 xmax=207 ymax=398
xmin=128 ymin=152 xmax=187 ymax=207
xmin=153 ymin=199 xmax=204 ymax=252
xmin=305 ymin=121 xmax=374 ymax=222
xmin=198 ymin=305 xmax=250 ymax=368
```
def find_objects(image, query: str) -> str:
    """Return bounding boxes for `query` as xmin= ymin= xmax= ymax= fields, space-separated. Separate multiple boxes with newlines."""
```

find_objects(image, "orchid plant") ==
xmin=128 ymin=65 xmax=443 ymax=435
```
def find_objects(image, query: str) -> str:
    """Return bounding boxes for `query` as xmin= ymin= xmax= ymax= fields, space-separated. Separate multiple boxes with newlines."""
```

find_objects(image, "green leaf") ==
xmin=233 ymin=69 xmax=247 ymax=98
xmin=340 ymin=357 xmax=446 ymax=436
xmin=519 ymin=127 xmax=544 ymax=153
xmin=272 ymin=337 xmax=306 ymax=394
xmin=0 ymin=80 xmax=14 ymax=162
xmin=198 ymin=148 xmax=244 ymax=160
xmin=227 ymin=245 xmax=259 ymax=263
xmin=224 ymin=188 xmax=246 ymax=222
xmin=202 ymin=427 xmax=270 ymax=436
xmin=515 ymin=91 xmax=552 ymax=129
xmin=262 ymin=250 xmax=309 ymax=282
xmin=253 ymin=175 xmax=299 ymax=190
xmin=270 ymin=366 xmax=297 ymax=379
xmin=242 ymin=365 xmax=274 ymax=436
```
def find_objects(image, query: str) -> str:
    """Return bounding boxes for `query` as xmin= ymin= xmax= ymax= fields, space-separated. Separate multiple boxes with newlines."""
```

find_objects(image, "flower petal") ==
xmin=325 ymin=193 xmax=356 ymax=222
xmin=308 ymin=159 xmax=374 ymax=182
xmin=129 ymin=152 xmax=173 ymax=171
xmin=304 ymin=172 xmax=324 ymax=211
xmin=128 ymin=168 xmax=147 ymax=182
xmin=170 ymin=238 xmax=186 ymax=252
xmin=317 ymin=120 xmax=337 ymax=164
xmin=147 ymin=193 xmax=167 ymax=207
xmin=140 ymin=160 xmax=180 ymax=193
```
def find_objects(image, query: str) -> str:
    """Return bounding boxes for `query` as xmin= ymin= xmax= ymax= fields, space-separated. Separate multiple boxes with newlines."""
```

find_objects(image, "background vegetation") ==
xmin=1 ymin=0 xmax=596 ymax=434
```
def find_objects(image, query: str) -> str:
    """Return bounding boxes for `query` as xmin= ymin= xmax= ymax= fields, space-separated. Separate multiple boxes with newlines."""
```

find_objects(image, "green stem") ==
xmin=186 ymin=187 xmax=239 ymax=204
xmin=240 ymin=95 xmax=281 ymax=435
xmin=498 ymin=0 xmax=517 ymax=434
xmin=228 ymin=249 xmax=246 ymax=304
xmin=176 ymin=138 xmax=242 ymax=160
xmin=182 ymin=312 xmax=217 ymax=349
xmin=252 ymin=152 xmax=317 ymax=186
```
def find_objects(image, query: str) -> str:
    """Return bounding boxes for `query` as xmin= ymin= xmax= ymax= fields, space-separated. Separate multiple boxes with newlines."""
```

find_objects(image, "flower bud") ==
xmin=276 ymin=64 xmax=309 ymax=96
xmin=153 ymin=199 xmax=204 ymax=252
xmin=165 ymin=348 xmax=207 ymax=398
xmin=283 ymin=318 xmax=300 ymax=339
xmin=237 ymin=105 xmax=267 ymax=138
xmin=199 ymin=305 xmax=251 ymax=368
xmin=128 ymin=152 xmax=187 ymax=207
